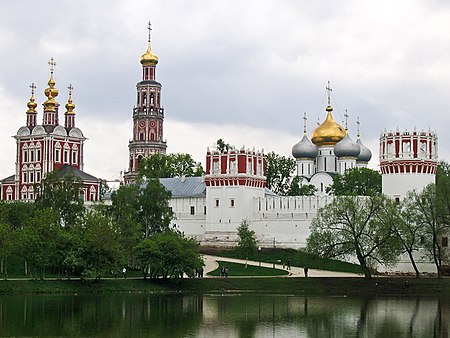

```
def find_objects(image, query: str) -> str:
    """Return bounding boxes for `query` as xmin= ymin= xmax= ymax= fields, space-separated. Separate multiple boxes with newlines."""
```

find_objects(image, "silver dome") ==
xmin=334 ymin=133 xmax=360 ymax=158
xmin=356 ymin=138 xmax=372 ymax=162
xmin=292 ymin=134 xmax=318 ymax=159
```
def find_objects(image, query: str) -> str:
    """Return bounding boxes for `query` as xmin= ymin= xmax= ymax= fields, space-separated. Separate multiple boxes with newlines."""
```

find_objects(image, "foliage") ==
xmin=384 ymin=196 xmax=423 ymax=278
xmin=0 ymin=223 xmax=14 ymax=279
xmin=326 ymin=167 xmax=382 ymax=196
xmin=288 ymin=176 xmax=317 ymax=196
xmin=110 ymin=184 xmax=141 ymax=262
xmin=236 ymin=220 xmax=258 ymax=262
xmin=77 ymin=211 xmax=123 ymax=279
xmin=0 ymin=201 xmax=35 ymax=230
xmin=436 ymin=161 xmax=450 ymax=226
xmin=266 ymin=152 xmax=296 ymax=195
xmin=35 ymin=172 xmax=84 ymax=227
xmin=137 ymin=153 xmax=203 ymax=179
xmin=405 ymin=184 xmax=448 ymax=277
xmin=135 ymin=230 xmax=203 ymax=278
xmin=307 ymin=195 xmax=402 ymax=278
xmin=139 ymin=180 xmax=174 ymax=237
xmin=216 ymin=139 xmax=232 ymax=152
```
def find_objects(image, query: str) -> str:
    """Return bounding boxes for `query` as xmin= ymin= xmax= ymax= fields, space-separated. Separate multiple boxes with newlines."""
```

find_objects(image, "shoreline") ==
xmin=0 ymin=277 xmax=449 ymax=297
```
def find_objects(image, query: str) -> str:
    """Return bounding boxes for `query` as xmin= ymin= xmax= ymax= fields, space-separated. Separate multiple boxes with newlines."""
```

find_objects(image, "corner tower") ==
xmin=380 ymin=129 xmax=438 ymax=199
xmin=124 ymin=22 xmax=167 ymax=184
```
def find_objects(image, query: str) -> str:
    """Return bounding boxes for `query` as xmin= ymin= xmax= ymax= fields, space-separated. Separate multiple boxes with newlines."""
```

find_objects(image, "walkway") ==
xmin=203 ymin=255 xmax=362 ymax=278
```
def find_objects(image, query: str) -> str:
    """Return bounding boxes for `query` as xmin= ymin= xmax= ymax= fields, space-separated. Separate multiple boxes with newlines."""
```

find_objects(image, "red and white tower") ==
xmin=0 ymin=58 xmax=101 ymax=202
xmin=380 ymin=129 xmax=438 ymax=199
xmin=124 ymin=22 xmax=167 ymax=184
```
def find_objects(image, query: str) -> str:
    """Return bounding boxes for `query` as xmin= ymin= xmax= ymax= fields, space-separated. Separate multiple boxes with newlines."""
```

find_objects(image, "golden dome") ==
xmin=140 ymin=44 xmax=158 ymax=65
xmin=311 ymin=106 xmax=346 ymax=146
xmin=27 ymin=83 xmax=37 ymax=113
xmin=65 ymin=84 xmax=76 ymax=114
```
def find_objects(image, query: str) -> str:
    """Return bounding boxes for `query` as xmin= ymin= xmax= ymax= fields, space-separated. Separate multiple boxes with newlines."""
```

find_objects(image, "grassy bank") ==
xmin=208 ymin=261 xmax=289 ymax=277
xmin=201 ymin=247 xmax=363 ymax=274
xmin=0 ymin=277 xmax=449 ymax=296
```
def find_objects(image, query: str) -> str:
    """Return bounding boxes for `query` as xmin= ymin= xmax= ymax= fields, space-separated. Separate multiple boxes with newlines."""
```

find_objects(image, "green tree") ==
xmin=236 ymin=220 xmax=257 ymax=267
xmin=139 ymin=180 xmax=174 ymax=237
xmin=0 ymin=223 xmax=14 ymax=279
xmin=137 ymin=153 xmax=203 ymax=179
xmin=216 ymin=138 xmax=232 ymax=152
xmin=326 ymin=167 xmax=382 ymax=196
xmin=436 ymin=161 xmax=450 ymax=226
xmin=78 ymin=210 xmax=123 ymax=279
xmin=406 ymin=184 xmax=448 ymax=278
xmin=110 ymin=184 xmax=142 ymax=264
xmin=380 ymin=196 xmax=423 ymax=278
xmin=135 ymin=230 xmax=203 ymax=278
xmin=307 ymin=195 xmax=401 ymax=278
xmin=266 ymin=152 xmax=296 ymax=195
xmin=288 ymin=176 xmax=317 ymax=196
xmin=35 ymin=172 xmax=84 ymax=227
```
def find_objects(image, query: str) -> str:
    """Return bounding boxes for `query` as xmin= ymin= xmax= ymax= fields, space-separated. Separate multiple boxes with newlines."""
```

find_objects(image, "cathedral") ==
xmin=0 ymin=59 xmax=101 ymax=202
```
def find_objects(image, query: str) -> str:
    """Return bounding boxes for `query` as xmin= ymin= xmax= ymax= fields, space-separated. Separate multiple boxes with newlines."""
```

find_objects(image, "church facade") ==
xmin=0 ymin=59 xmax=101 ymax=202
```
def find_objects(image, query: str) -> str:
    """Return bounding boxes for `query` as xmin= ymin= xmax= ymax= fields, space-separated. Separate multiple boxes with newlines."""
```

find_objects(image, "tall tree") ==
xmin=307 ymin=195 xmax=401 ymax=278
xmin=0 ymin=223 xmax=14 ymax=279
xmin=326 ymin=167 xmax=382 ymax=196
xmin=139 ymin=180 xmax=174 ymax=237
xmin=436 ymin=161 xmax=450 ymax=226
xmin=407 ymin=184 xmax=447 ymax=278
xmin=236 ymin=220 xmax=258 ymax=266
xmin=35 ymin=172 xmax=84 ymax=227
xmin=266 ymin=152 xmax=296 ymax=195
xmin=137 ymin=153 xmax=203 ymax=179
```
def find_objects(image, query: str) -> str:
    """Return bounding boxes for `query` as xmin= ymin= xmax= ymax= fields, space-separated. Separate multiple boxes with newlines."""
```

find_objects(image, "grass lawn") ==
xmin=207 ymin=260 xmax=289 ymax=277
xmin=201 ymin=247 xmax=363 ymax=274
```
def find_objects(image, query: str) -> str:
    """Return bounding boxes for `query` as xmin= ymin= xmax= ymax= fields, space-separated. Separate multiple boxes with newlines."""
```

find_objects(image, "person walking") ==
xmin=122 ymin=267 xmax=127 ymax=279
xmin=304 ymin=267 xmax=308 ymax=277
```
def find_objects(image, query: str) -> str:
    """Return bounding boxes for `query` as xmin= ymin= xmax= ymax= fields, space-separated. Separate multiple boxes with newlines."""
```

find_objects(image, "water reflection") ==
xmin=0 ymin=293 xmax=448 ymax=337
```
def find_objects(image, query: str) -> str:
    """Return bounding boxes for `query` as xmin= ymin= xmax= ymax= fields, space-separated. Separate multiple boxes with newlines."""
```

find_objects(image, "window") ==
xmin=23 ymin=149 xmax=28 ymax=162
xmin=36 ymin=171 xmax=41 ymax=183
xmin=29 ymin=193 xmax=34 ymax=200
xmin=230 ymin=199 xmax=235 ymax=207
xmin=215 ymin=199 xmax=220 ymax=207
xmin=72 ymin=150 xmax=78 ymax=164
xmin=29 ymin=172 xmax=34 ymax=183
xmin=190 ymin=206 xmax=195 ymax=215
xmin=395 ymin=197 xmax=400 ymax=204
xmin=204 ymin=206 xmax=207 ymax=215
xmin=64 ymin=150 xmax=69 ymax=163
xmin=30 ymin=149 xmax=34 ymax=162
xmin=55 ymin=149 xmax=60 ymax=162
xmin=36 ymin=149 xmax=41 ymax=162
xmin=22 ymin=171 xmax=27 ymax=183
xmin=6 ymin=193 xmax=12 ymax=200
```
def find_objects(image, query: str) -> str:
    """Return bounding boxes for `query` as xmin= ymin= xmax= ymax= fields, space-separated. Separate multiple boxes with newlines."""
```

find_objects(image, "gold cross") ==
xmin=67 ymin=84 xmax=73 ymax=95
xmin=29 ymin=82 xmax=36 ymax=96
xmin=357 ymin=116 xmax=360 ymax=137
xmin=147 ymin=21 xmax=152 ymax=43
xmin=48 ymin=57 xmax=57 ymax=74
xmin=326 ymin=81 xmax=332 ymax=106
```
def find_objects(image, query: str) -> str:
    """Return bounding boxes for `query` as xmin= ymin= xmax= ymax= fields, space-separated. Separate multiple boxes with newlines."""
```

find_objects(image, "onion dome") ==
xmin=311 ymin=106 xmax=346 ymax=146
xmin=65 ymin=84 xmax=76 ymax=114
xmin=26 ymin=83 xmax=37 ymax=113
xmin=140 ymin=22 xmax=158 ymax=65
xmin=356 ymin=138 xmax=372 ymax=162
xmin=334 ymin=133 xmax=360 ymax=158
xmin=292 ymin=134 xmax=318 ymax=159
xmin=43 ymin=58 xmax=59 ymax=111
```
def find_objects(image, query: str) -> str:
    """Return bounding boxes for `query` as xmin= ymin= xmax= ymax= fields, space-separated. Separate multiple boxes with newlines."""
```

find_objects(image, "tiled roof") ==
xmin=55 ymin=165 xmax=99 ymax=182
xmin=159 ymin=176 xmax=206 ymax=198
xmin=0 ymin=174 xmax=15 ymax=184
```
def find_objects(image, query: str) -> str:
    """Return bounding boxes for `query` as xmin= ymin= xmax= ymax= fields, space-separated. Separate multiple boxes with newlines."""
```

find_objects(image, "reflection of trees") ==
xmin=0 ymin=294 xmax=449 ymax=337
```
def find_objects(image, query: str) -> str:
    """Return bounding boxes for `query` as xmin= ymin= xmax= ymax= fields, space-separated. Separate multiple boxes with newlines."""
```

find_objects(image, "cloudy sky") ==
xmin=1 ymin=0 xmax=449 ymax=181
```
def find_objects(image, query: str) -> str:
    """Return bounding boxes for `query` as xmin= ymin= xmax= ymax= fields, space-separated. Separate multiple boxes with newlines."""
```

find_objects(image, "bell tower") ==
xmin=124 ymin=22 xmax=167 ymax=184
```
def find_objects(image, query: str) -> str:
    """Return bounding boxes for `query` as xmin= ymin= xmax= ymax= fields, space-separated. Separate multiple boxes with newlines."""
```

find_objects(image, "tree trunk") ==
xmin=406 ymin=250 xmax=420 ymax=278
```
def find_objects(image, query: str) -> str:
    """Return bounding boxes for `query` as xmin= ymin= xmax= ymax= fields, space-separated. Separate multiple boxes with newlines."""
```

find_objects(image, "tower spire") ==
xmin=26 ymin=82 xmax=38 ymax=128
xmin=65 ymin=83 xmax=76 ymax=129
xmin=43 ymin=57 xmax=59 ymax=125
xmin=357 ymin=116 xmax=361 ymax=138
xmin=303 ymin=112 xmax=307 ymax=135
xmin=344 ymin=109 xmax=349 ymax=131
xmin=326 ymin=81 xmax=332 ymax=107
xmin=140 ymin=21 xmax=158 ymax=66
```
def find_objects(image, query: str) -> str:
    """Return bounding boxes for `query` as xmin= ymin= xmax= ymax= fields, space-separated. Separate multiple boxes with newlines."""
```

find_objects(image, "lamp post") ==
xmin=258 ymin=246 xmax=261 ymax=274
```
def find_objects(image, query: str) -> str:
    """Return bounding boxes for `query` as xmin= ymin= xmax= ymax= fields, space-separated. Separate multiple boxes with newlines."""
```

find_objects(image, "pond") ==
xmin=0 ymin=293 xmax=448 ymax=337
